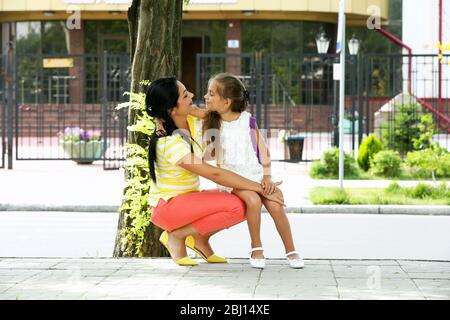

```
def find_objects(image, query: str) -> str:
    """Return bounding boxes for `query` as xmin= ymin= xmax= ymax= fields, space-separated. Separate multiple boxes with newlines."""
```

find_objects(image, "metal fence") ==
xmin=2 ymin=51 xmax=449 ymax=169
xmin=0 ymin=100 xmax=4 ymax=169
xmin=364 ymin=54 xmax=450 ymax=154
xmin=8 ymin=52 xmax=129 ymax=169
xmin=1 ymin=47 xmax=9 ymax=169
xmin=195 ymin=53 xmax=257 ymax=109
xmin=101 ymin=53 xmax=130 ymax=170
xmin=195 ymin=52 xmax=450 ymax=161
xmin=196 ymin=52 xmax=359 ymax=161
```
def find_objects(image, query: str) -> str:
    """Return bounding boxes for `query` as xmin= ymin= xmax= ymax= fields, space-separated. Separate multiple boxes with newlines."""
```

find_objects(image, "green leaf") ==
xmin=116 ymin=101 xmax=140 ymax=110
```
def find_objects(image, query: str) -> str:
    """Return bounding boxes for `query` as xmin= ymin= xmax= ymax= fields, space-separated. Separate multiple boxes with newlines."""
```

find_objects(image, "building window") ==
xmin=85 ymin=21 xmax=129 ymax=54
xmin=182 ymin=21 xmax=226 ymax=53
xmin=16 ymin=22 xmax=42 ymax=54
xmin=16 ymin=21 xmax=68 ymax=55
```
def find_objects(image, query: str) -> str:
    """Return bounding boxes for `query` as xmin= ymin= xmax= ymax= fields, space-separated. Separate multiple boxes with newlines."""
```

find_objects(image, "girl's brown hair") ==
xmin=203 ymin=73 xmax=250 ymax=133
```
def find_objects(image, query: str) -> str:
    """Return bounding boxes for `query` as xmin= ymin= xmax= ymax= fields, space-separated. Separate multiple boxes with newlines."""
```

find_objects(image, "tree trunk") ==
xmin=113 ymin=0 xmax=183 ymax=257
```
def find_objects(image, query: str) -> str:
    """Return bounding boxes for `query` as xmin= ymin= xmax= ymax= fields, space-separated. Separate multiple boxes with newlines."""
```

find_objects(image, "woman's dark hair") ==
xmin=145 ymin=76 xmax=179 ymax=183
xmin=203 ymin=73 xmax=249 ymax=134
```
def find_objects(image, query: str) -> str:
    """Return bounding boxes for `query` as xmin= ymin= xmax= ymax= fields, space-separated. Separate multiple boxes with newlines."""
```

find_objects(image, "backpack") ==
xmin=249 ymin=115 xmax=261 ymax=164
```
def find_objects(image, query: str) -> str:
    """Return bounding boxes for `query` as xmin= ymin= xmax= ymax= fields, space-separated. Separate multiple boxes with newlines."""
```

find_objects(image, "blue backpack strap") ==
xmin=249 ymin=115 xmax=261 ymax=164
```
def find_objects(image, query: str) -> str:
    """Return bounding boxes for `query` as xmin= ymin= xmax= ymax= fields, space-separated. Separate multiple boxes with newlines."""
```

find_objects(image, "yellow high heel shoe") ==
xmin=159 ymin=231 xmax=198 ymax=266
xmin=185 ymin=235 xmax=227 ymax=263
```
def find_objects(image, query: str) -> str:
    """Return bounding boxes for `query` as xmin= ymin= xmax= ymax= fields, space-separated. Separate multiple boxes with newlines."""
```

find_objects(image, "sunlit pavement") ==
xmin=0 ymin=160 xmax=447 ymax=208
xmin=1 ymin=258 xmax=449 ymax=300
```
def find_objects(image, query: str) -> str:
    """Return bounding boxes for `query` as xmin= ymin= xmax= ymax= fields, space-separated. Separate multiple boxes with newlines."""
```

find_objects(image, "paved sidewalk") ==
xmin=1 ymin=258 xmax=449 ymax=300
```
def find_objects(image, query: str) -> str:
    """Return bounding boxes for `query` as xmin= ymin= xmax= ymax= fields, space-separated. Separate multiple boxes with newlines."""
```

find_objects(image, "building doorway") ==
xmin=182 ymin=37 xmax=202 ymax=98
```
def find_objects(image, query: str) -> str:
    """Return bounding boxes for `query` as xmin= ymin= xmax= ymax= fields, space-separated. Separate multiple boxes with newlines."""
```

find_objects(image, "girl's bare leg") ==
xmin=261 ymin=198 xmax=300 ymax=260
xmin=232 ymin=189 xmax=264 ymax=259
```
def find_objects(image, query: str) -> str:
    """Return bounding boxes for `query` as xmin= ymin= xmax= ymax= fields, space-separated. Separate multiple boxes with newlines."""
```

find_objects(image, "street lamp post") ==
xmin=316 ymin=32 xmax=330 ymax=55
xmin=348 ymin=34 xmax=360 ymax=151
xmin=348 ymin=34 xmax=360 ymax=56
xmin=316 ymin=32 xmax=339 ymax=146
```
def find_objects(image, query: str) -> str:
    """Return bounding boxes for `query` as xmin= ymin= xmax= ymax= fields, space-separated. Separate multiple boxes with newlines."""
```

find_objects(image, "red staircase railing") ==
xmin=412 ymin=95 xmax=450 ymax=133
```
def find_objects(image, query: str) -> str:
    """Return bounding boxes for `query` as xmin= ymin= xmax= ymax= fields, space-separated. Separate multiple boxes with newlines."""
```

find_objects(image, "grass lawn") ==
xmin=309 ymin=187 xmax=450 ymax=205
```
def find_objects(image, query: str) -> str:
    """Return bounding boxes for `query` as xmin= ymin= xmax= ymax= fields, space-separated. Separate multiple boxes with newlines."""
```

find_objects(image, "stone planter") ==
xmin=60 ymin=140 xmax=108 ymax=164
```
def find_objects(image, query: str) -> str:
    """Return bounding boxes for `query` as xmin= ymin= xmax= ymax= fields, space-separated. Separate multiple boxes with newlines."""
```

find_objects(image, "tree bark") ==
xmin=113 ymin=0 xmax=183 ymax=257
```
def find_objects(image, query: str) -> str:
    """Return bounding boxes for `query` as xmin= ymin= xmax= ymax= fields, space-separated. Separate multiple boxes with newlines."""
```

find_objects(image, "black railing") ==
xmin=9 ymin=53 xmax=130 ymax=169
xmin=2 ymin=52 xmax=449 ymax=169
xmin=196 ymin=52 xmax=360 ymax=161
xmin=0 ymin=102 xmax=5 ymax=169
xmin=0 ymin=56 xmax=5 ymax=169
xmin=364 ymin=54 xmax=450 ymax=153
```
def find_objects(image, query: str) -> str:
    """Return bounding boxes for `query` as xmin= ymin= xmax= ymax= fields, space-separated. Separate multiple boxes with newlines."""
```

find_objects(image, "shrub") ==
xmin=324 ymin=189 xmax=349 ymax=204
xmin=357 ymin=134 xmax=383 ymax=171
xmin=411 ymin=183 xmax=435 ymax=199
xmin=405 ymin=146 xmax=450 ymax=179
xmin=386 ymin=182 xmax=402 ymax=194
xmin=309 ymin=160 xmax=329 ymax=178
xmin=412 ymin=113 xmax=436 ymax=150
xmin=387 ymin=182 xmax=449 ymax=199
xmin=309 ymin=147 xmax=361 ymax=178
xmin=435 ymin=182 xmax=450 ymax=198
xmin=370 ymin=150 xmax=402 ymax=177
xmin=381 ymin=103 xmax=428 ymax=156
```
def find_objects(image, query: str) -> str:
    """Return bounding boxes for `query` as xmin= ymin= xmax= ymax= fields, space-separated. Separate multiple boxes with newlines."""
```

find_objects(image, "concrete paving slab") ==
xmin=0 ymin=258 xmax=446 ymax=300
xmin=413 ymin=279 xmax=450 ymax=289
xmin=407 ymin=272 xmax=450 ymax=279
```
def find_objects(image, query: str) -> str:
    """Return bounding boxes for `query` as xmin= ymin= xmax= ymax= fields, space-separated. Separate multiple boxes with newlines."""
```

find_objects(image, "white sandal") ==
xmin=249 ymin=247 xmax=266 ymax=269
xmin=286 ymin=251 xmax=305 ymax=269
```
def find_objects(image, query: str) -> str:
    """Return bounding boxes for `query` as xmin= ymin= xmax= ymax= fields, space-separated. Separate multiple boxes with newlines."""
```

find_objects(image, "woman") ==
xmin=146 ymin=76 xmax=285 ymax=266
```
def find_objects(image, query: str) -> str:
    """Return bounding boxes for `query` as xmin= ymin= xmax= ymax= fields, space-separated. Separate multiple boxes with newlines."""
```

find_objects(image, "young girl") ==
xmin=191 ymin=73 xmax=304 ymax=269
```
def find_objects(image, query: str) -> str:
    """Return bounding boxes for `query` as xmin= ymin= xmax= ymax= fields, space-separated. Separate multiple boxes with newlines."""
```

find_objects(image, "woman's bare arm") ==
xmin=178 ymin=153 xmax=284 ymax=205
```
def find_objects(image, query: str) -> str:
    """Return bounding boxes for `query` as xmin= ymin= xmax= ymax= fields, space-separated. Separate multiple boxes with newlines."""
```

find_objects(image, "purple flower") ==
xmin=61 ymin=127 xmax=102 ymax=142
xmin=79 ymin=130 xmax=89 ymax=141
xmin=86 ymin=130 xmax=102 ymax=141
xmin=64 ymin=127 xmax=81 ymax=136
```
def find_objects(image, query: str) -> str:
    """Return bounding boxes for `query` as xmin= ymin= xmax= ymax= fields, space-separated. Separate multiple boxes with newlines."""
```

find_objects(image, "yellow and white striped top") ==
xmin=148 ymin=115 xmax=203 ymax=207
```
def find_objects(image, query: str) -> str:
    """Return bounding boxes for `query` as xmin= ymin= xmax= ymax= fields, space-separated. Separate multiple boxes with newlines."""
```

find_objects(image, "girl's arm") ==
xmin=188 ymin=105 xmax=207 ymax=119
xmin=179 ymin=153 xmax=284 ymax=205
xmin=255 ymin=123 xmax=281 ymax=195
xmin=255 ymin=123 xmax=271 ymax=177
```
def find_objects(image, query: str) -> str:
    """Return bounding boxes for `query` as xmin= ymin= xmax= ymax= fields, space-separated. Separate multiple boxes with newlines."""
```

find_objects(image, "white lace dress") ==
xmin=216 ymin=111 xmax=264 ymax=192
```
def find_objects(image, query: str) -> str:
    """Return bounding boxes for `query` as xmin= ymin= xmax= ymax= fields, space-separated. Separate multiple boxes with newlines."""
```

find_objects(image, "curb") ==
xmin=1 ymin=204 xmax=449 ymax=215
xmin=279 ymin=205 xmax=450 ymax=215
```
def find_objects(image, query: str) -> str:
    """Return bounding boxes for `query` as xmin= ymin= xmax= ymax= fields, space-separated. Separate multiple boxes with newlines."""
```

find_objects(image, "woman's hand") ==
xmin=261 ymin=188 xmax=285 ymax=207
xmin=261 ymin=177 xmax=282 ymax=195
xmin=188 ymin=105 xmax=207 ymax=119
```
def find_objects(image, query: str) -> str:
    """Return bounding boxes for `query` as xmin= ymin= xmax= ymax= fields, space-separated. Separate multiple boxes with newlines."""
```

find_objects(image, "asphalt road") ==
xmin=1 ymin=211 xmax=450 ymax=261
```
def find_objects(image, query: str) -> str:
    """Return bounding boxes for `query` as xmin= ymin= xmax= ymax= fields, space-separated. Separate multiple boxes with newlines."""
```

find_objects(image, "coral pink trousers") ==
xmin=151 ymin=189 xmax=246 ymax=235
